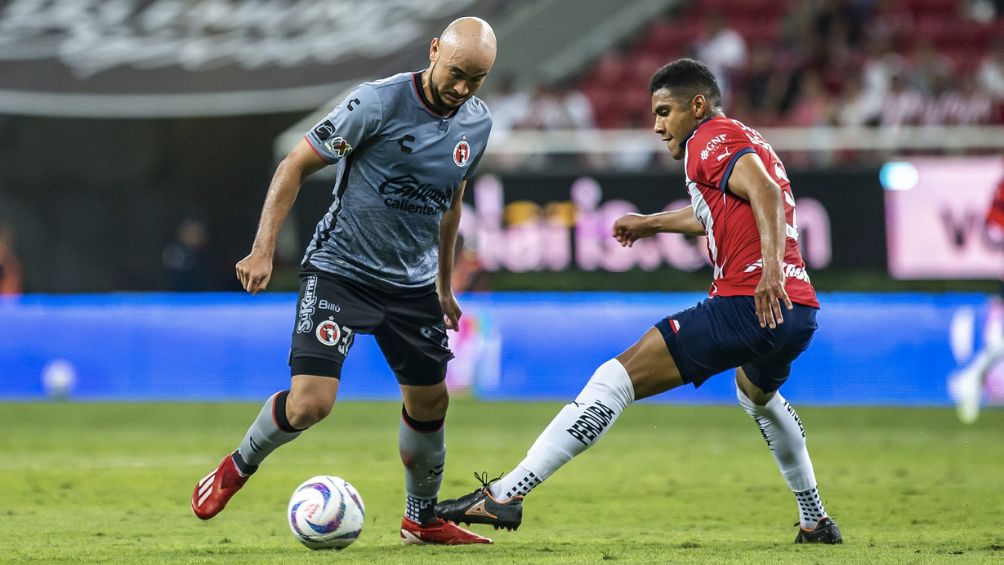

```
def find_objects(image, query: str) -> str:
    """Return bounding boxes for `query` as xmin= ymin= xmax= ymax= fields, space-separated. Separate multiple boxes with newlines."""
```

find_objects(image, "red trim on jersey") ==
xmin=411 ymin=72 xmax=456 ymax=119
xmin=304 ymin=135 xmax=327 ymax=161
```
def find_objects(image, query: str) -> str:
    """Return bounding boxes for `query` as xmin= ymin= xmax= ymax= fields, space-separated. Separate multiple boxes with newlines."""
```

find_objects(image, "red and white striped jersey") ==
xmin=682 ymin=115 xmax=819 ymax=308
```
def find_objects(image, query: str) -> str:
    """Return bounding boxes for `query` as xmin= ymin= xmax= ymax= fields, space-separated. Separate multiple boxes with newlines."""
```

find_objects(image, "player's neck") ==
xmin=419 ymin=69 xmax=455 ymax=117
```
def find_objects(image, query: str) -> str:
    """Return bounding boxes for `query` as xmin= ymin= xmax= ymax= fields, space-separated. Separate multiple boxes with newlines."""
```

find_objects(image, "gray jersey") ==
xmin=302 ymin=72 xmax=492 ymax=290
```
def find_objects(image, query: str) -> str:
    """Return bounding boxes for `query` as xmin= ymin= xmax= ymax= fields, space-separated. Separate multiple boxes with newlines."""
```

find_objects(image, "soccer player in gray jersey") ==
xmin=192 ymin=17 xmax=496 ymax=546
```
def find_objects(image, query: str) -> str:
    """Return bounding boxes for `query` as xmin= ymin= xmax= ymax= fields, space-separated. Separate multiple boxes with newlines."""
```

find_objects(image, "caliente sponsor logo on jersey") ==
xmin=378 ymin=174 xmax=453 ymax=216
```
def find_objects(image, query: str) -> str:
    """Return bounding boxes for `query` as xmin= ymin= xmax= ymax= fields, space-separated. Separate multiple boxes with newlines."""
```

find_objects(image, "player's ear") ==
xmin=692 ymin=94 xmax=707 ymax=119
xmin=429 ymin=38 xmax=439 ymax=63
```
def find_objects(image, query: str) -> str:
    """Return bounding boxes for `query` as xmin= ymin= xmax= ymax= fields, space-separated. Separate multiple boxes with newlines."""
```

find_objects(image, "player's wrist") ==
xmin=249 ymin=244 xmax=275 ymax=259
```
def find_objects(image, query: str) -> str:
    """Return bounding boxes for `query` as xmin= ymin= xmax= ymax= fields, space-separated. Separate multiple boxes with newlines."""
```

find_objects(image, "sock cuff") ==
xmin=273 ymin=390 xmax=305 ymax=433
xmin=401 ymin=405 xmax=445 ymax=432
xmin=596 ymin=358 xmax=635 ymax=405
xmin=231 ymin=450 xmax=258 ymax=476
xmin=736 ymin=383 xmax=784 ymax=413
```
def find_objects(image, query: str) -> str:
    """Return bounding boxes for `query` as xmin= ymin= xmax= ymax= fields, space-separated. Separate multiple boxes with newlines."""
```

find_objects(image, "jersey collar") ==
xmin=680 ymin=115 xmax=722 ymax=155
xmin=411 ymin=72 xmax=459 ymax=119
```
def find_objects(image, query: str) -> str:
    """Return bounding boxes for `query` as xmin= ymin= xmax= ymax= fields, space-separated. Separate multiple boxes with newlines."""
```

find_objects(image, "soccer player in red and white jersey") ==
xmin=436 ymin=59 xmax=842 ymax=544
xmin=949 ymin=175 xmax=1004 ymax=423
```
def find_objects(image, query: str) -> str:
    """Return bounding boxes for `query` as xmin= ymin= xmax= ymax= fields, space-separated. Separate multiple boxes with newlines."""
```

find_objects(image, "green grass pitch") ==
xmin=2 ymin=400 xmax=1002 ymax=564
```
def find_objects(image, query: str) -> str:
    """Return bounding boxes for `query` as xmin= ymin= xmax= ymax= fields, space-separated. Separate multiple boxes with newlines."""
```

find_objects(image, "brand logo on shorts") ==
xmin=453 ymin=139 xmax=471 ymax=167
xmin=421 ymin=325 xmax=449 ymax=348
xmin=297 ymin=276 xmax=317 ymax=334
xmin=316 ymin=319 xmax=340 ymax=346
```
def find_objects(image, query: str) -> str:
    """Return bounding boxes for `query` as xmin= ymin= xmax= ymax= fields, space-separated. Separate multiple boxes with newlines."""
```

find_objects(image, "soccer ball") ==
xmin=287 ymin=476 xmax=365 ymax=550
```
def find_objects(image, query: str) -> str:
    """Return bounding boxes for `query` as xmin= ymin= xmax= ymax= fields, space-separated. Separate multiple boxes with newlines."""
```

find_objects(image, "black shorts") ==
xmin=655 ymin=296 xmax=818 ymax=393
xmin=289 ymin=269 xmax=453 ymax=386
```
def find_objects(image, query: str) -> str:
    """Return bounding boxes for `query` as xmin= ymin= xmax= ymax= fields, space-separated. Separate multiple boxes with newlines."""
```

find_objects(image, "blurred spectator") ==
xmin=978 ymin=37 xmax=1004 ymax=100
xmin=484 ymin=74 xmax=530 ymax=142
xmin=738 ymin=44 xmax=785 ymax=122
xmin=867 ymin=0 xmax=914 ymax=44
xmin=835 ymin=74 xmax=882 ymax=127
xmin=924 ymin=72 xmax=961 ymax=125
xmin=0 ymin=223 xmax=23 ymax=295
xmin=571 ymin=0 xmax=1000 ymax=132
xmin=908 ymin=40 xmax=954 ymax=97
xmin=162 ymin=215 xmax=212 ymax=291
xmin=521 ymin=82 xmax=595 ymax=130
xmin=693 ymin=14 xmax=747 ymax=106
xmin=951 ymin=72 xmax=994 ymax=124
xmin=881 ymin=72 xmax=925 ymax=127
xmin=558 ymin=85 xmax=596 ymax=129
xmin=861 ymin=36 xmax=905 ymax=102
xmin=789 ymin=72 xmax=833 ymax=127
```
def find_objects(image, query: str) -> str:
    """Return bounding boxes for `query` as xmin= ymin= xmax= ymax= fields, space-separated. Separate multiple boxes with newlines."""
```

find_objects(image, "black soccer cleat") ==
xmin=435 ymin=473 xmax=523 ymax=531
xmin=794 ymin=517 xmax=843 ymax=544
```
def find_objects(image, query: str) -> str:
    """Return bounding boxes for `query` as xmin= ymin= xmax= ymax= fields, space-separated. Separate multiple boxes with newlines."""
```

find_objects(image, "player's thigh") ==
xmin=289 ymin=272 xmax=382 ymax=379
xmin=740 ymin=304 xmax=818 ymax=394
xmin=657 ymin=297 xmax=775 ymax=389
xmin=400 ymin=381 xmax=449 ymax=421
xmin=374 ymin=288 xmax=453 ymax=387
xmin=616 ymin=327 xmax=686 ymax=400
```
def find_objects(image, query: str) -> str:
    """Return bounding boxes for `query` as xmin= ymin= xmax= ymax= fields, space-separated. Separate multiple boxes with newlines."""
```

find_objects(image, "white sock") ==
xmin=967 ymin=340 xmax=1004 ymax=378
xmin=489 ymin=359 xmax=635 ymax=501
xmin=737 ymin=385 xmax=827 ymax=528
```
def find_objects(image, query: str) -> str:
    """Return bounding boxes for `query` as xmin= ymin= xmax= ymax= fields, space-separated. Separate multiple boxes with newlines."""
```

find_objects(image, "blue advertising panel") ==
xmin=0 ymin=292 xmax=994 ymax=405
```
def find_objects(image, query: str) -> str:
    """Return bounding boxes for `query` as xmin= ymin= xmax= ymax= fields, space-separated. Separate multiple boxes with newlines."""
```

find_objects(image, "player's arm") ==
xmin=236 ymin=140 xmax=327 ymax=295
xmin=726 ymin=152 xmax=793 ymax=328
xmin=437 ymin=180 xmax=467 ymax=330
xmin=612 ymin=206 xmax=705 ymax=247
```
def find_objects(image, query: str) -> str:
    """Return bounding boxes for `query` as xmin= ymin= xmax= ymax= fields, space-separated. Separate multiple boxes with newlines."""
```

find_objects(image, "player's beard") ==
xmin=426 ymin=62 xmax=461 ymax=113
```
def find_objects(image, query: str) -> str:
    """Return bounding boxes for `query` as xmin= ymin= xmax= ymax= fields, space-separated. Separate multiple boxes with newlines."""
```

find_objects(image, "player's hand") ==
xmin=612 ymin=213 xmax=656 ymax=247
xmin=235 ymin=251 xmax=273 ymax=295
xmin=754 ymin=261 xmax=793 ymax=329
xmin=439 ymin=289 xmax=462 ymax=331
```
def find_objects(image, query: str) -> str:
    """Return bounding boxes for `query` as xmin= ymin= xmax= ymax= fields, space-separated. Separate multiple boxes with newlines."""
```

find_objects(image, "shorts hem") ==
xmin=290 ymin=356 xmax=343 ymax=379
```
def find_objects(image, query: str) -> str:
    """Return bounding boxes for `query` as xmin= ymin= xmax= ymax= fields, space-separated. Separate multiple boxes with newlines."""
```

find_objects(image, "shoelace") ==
xmin=474 ymin=471 xmax=503 ymax=490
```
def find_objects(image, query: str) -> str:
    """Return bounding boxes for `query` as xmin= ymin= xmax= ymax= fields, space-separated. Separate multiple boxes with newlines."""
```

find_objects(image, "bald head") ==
xmin=424 ymin=17 xmax=496 ymax=111
xmin=439 ymin=17 xmax=497 ymax=65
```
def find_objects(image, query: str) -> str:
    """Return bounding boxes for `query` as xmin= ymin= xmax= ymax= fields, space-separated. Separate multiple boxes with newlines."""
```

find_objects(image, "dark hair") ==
xmin=649 ymin=58 xmax=722 ymax=108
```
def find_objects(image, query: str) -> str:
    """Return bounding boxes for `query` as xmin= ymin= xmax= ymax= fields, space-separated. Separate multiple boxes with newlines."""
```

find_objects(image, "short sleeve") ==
xmin=463 ymin=143 xmax=489 ymax=181
xmin=305 ymin=84 xmax=383 ymax=163
xmin=686 ymin=122 xmax=756 ymax=192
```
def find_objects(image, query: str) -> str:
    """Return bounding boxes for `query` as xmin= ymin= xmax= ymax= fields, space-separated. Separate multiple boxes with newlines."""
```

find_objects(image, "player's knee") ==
xmin=286 ymin=396 xmax=334 ymax=428
xmin=410 ymin=392 xmax=449 ymax=421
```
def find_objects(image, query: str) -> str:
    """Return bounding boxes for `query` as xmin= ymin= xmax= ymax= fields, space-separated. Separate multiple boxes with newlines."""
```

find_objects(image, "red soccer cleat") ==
xmin=400 ymin=517 xmax=493 ymax=545
xmin=191 ymin=453 xmax=249 ymax=520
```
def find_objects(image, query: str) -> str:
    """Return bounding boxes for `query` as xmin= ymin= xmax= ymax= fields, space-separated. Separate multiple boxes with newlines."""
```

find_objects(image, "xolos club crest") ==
xmin=316 ymin=319 xmax=340 ymax=346
xmin=453 ymin=138 xmax=471 ymax=167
